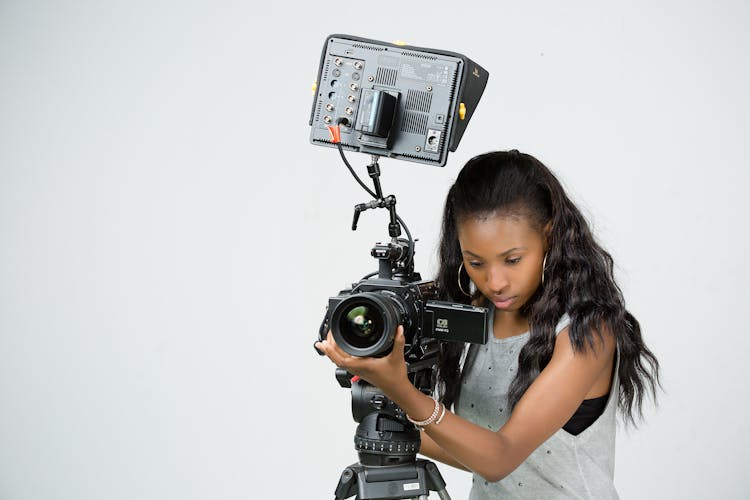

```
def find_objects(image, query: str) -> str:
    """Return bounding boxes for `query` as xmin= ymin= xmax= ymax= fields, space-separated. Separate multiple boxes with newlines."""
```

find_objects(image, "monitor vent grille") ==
xmin=353 ymin=43 xmax=386 ymax=52
xmin=314 ymin=100 xmax=322 ymax=122
xmin=448 ymin=68 xmax=459 ymax=102
xmin=401 ymin=50 xmax=437 ymax=61
xmin=375 ymin=67 xmax=398 ymax=86
xmin=405 ymin=89 xmax=432 ymax=113
xmin=400 ymin=111 xmax=428 ymax=135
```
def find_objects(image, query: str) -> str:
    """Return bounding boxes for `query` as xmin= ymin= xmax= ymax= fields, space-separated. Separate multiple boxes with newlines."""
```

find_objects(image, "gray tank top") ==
xmin=454 ymin=307 xmax=620 ymax=499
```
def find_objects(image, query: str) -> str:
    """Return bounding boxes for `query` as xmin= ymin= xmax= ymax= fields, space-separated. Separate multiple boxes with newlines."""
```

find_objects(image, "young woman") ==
xmin=315 ymin=150 xmax=660 ymax=499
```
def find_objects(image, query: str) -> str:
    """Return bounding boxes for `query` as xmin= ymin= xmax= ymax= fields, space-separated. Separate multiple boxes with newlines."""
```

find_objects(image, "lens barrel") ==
xmin=330 ymin=292 xmax=404 ymax=357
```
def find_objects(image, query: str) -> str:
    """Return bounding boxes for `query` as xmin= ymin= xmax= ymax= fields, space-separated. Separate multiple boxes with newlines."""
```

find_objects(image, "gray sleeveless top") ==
xmin=454 ymin=307 xmax=620 ymax=499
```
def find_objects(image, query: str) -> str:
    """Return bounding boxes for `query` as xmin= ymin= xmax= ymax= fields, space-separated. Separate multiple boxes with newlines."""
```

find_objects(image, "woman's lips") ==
xmin=492 ymin=296 xmax=516 ymax=309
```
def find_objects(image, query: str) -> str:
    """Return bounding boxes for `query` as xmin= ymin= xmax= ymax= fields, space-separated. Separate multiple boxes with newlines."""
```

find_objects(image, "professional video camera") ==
xmin=310 ymin=34 xmax=489 ymax=499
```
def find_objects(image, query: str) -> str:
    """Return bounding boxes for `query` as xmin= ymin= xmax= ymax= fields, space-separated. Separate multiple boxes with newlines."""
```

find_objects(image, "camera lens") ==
xmin=342 ymin=305 xmax=383 ymax=347
xmin=331 ymin=292 xmax=403 ymax=357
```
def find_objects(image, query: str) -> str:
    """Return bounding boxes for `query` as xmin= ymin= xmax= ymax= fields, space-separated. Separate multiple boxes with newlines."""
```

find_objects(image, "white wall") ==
xmin=1 ymin=1 xmax=748 ymax=498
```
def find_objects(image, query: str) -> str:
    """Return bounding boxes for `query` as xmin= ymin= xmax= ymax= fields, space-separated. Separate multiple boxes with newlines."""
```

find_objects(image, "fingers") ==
xmin=316 ymin=330 xmax=352 ymax=368
xmin=395 ymin=325 xmax=405 ymax=344
xmin=315 ymin=326 xmax=406 ymax=367
xmin=314 ymin=331 xmax=337 ymax=354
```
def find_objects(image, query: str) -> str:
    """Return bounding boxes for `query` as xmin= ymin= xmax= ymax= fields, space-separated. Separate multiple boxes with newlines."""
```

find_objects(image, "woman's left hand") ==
xmin=314 ymin=326 xmax=409 ymax=397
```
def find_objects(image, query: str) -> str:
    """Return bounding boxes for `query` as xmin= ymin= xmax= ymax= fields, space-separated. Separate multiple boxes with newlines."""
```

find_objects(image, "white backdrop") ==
xmin=1 ymin=1 xmax=748 ymax=499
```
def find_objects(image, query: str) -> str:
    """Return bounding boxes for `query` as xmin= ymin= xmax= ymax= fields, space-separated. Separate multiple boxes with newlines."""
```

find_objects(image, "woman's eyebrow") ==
xmin=462 ymin=246 xmax=527 ymax=258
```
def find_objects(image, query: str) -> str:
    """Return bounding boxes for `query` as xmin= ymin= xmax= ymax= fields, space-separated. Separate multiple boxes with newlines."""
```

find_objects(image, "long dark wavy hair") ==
xmin=435 ymin=150 xmax=660 ymax=425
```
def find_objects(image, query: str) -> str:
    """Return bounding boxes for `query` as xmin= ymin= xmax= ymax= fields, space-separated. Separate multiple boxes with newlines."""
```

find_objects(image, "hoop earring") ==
xmin=541 ymin=253 xmax=548 ymax=285
xmin=458 ymin=262 xmax=474 ymax=297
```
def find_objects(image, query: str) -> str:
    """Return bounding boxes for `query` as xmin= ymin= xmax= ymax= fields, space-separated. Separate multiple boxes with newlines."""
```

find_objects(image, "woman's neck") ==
xmin=492 ymin=308 xmax=529 ymax=339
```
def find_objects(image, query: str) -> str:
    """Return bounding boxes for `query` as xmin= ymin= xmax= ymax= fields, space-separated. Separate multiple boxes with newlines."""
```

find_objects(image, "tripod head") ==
xmin=332 ymin=336 xmax=439 ymax=466
xmin=352 ymin=391 xmax=421 ymax=467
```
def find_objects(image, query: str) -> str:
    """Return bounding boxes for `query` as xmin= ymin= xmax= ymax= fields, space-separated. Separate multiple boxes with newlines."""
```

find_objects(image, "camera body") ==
xmin=321 ymin=271 xmax=488 ymax=360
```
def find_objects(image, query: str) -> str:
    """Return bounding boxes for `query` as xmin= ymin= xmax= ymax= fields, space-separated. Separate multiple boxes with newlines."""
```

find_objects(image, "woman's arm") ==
xmin=390 ymin=327 xmax=616 ymax=482
xmin=418 ymin=431 xmax=470 ymax=472
xmin=316 ymin=325 xmax=615 ymax=483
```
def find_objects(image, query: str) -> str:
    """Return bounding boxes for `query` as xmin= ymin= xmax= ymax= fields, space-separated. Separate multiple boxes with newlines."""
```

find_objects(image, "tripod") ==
xmin=328 ymin=376 xmax=453 ymax=500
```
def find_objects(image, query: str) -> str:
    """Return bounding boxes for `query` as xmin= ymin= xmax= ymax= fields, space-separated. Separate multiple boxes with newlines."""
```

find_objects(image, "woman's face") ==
xmin=457 ymin=213 xmax=548 ymax=313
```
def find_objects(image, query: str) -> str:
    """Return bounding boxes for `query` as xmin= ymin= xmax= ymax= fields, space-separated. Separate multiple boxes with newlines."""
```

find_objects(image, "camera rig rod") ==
xmin=334 ymin=144 xmax=415 ymax=279
xmin=351 ymin=195 xmax=397 ymax=231
xmin=367 ymin=155 xmax=385 ymax=199
xmin=351 ymin=155 xmax=402 ymax=240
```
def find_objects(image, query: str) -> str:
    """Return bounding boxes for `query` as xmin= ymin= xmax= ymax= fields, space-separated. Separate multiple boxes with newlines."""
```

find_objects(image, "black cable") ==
xmin=337 ymin=143 xmax=376 ymax=199
xmin=396 ymin=215 xmax=415 ymax=268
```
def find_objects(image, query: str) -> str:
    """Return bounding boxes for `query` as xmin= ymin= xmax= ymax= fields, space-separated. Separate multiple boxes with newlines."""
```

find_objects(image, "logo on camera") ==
xmin=436 ymin=318 xmax=449 ymax=334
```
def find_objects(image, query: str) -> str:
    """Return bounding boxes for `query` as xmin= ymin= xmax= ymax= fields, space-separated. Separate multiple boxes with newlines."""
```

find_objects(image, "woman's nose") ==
xmin=486 ymin=266 xmax=508 ymax=294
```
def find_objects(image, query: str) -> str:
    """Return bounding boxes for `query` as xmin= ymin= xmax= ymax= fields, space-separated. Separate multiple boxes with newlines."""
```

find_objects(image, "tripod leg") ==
xmin=434 ymin=489 xmax=452 ymax=500
xmin=333 ymin=466 xmax=357 ymax=500
xmin=422 ymin=460 xmax=452 ymax=500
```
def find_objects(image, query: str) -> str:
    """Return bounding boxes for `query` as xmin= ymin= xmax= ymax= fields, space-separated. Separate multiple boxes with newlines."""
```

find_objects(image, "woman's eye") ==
xmin=506 ymin=257 xmax=522 ymax=265
xmin=469 ymin=261 xmax=482 ymax=268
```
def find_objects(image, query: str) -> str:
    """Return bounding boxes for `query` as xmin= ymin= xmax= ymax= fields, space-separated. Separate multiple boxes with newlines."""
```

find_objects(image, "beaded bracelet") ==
xmin=406 ymin=398 xmax=445 ymax=430
xmin=435 ymin=402 xmax=447 ymax=425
